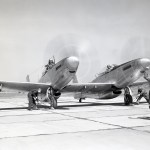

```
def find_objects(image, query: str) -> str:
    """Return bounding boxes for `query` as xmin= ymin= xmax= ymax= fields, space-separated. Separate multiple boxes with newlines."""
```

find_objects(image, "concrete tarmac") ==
xmin=0 ymin=95 xmax=150 ymax=150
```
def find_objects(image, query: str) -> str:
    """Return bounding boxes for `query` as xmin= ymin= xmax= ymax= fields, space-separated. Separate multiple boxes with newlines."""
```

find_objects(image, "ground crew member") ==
xmin=28 ymin=88 xmax=41 ymax=110
xmin=143 ymin=71 xmax=150 ymax=108
xmin=124 ymin=86 xmax=133 ymax=105
xmin=136 ymin=88 xmax=150 ymax=106
xmin=148 ymin=90 xmax=150 ymax=109
xmin=46 ymin=87 xmax=55 ymax=109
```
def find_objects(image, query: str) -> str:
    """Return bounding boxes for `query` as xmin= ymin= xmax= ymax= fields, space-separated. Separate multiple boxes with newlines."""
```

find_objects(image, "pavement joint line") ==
xmin=52 ymin=111 xmax=150 ymax=134
xmin=51 ymin=111 xmax=127 ymax=127
xmin=0 ymin=112 xmax=55 ymax=118
xmin=0 ymin=108 xmax=149 ymax=123
xmin=57 ymin=112 xmax=150 ymax=119
xmin=0 ymin=128 xmax=122 ymax=140
xmin=1 ymin=97 xmax=150 ymax=138
xmin=1 ymin=113 xmax=150 ymax=125
xmin=0 ymin=118 xmax=75 ymax=124
xmin=132 ymin=124 xmax=150 ymax=128
xmin=0 ymin=125 xmax=150 ymax=140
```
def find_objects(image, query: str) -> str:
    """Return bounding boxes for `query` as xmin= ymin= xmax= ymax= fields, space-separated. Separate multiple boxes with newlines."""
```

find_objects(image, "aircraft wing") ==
xmin=0 ymin=81 xmax=50 ymax=93
xmin=61 ymin=83 xmax=115 ymax=93
xmin=129 ymin=81 xmax=149 ymax=88
xmin=0 ymin=81 xmax=116 ymax=94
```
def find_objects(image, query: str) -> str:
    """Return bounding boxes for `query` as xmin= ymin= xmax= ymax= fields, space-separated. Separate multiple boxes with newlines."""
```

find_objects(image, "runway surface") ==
xmin=0 ymin=94 xmax=150 ymax=150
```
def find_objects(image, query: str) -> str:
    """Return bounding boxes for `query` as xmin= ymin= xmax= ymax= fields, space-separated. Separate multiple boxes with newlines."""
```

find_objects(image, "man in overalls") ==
xmin=136 ymin=88 xmax=150 ymax=108
xmin=28 ymin=89 xmax=41 ymax=110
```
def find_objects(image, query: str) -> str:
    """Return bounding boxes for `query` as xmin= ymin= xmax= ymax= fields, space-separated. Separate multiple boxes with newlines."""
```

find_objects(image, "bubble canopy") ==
xmin=97 ymin=64 xmax=118 ymax=76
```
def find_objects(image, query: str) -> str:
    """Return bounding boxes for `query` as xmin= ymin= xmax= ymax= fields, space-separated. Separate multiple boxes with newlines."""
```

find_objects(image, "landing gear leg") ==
xmin=79 ymin=98 xmax=85 ymax=103
xmin=79 ymin=98 xmax=82 ymax=103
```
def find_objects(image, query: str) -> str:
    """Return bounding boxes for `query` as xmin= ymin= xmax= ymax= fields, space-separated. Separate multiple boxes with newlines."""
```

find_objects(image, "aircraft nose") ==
xmin=139 ymin=58 xmax=150 ymax=70
xmin=65 ymin=56 xmax=79 ymax=71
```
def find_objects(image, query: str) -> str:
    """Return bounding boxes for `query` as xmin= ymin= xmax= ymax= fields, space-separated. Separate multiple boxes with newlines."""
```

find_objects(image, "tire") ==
xmin=51 ymin=97 xmax=57 ymax=109
xmin=53 ymin=98 xmax=57 ymax=108
xmin=124 ymin=94 xmax=133 ymax=105
xmin=79 ymin=98 xmax=82 ymax=103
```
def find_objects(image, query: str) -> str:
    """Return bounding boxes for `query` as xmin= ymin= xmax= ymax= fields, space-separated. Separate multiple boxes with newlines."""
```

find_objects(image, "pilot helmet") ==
xmin=107 ymin=65 xmax=111 ymax=69
xmin=49 ymin=59 xmax=53 ymax=64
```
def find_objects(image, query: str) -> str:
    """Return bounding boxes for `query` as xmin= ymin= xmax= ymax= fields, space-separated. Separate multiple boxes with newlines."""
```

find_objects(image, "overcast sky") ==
xmin=0 ymin=0 xmax=150 ymax=82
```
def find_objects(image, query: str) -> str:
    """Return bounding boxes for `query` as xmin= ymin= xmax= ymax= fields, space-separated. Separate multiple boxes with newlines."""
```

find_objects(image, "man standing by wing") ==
xmin=28 ymin=88 xmax=41 ymax=110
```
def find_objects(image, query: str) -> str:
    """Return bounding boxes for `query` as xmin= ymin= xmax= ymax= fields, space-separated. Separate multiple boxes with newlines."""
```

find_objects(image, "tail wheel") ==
xmin=124 ymin=94 xmax=133 ymax=105
xmin=79 ymin=98 xmax=85 ymax=103
xmin=79 ymin=98 xmax=82 ymax=103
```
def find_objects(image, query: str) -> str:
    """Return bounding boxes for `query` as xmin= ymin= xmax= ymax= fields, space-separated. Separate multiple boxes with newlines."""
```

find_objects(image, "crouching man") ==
xmin=136 ymin=88 xmax=150 ymax=109
xmin=28 ymin=88 xmax=41 ymax=110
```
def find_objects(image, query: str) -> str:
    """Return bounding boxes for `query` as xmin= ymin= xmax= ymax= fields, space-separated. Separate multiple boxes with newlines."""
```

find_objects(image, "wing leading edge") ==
xmin=0 ymin=80 xmax=116 ymax=95
xmin=0 ymin=81 xmax=50 ymax=93
xmin=129 ymin=81 xmax=150 ymax=88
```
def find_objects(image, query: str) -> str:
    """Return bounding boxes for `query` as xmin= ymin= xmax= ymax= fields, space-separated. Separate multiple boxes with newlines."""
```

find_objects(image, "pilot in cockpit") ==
xmin=106 ymin=64 xmax=117 ymax=72
xmin=45 ymin=59 xmax=55 ymax=71
xmin=106 ymin=65 xmax=113 ymax=72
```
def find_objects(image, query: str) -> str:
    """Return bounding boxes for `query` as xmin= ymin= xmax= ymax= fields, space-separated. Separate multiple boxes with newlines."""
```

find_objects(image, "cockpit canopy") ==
xmin=96 ymin=64 xmax=118 ymax=77
xmin=106 ymin=64 xmax=118 ymax=72
xmin=42 ymin=58 xmax=56 ymax=76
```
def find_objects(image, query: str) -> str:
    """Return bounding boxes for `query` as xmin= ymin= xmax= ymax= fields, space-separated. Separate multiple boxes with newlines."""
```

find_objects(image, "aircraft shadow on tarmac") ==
xmin=138 ymin=116 xmax=150 ymax=120
xmin=0 ymin=105 xmax=50 ymax=111
xmin=57 ymin=101 xmax=147 ymax=109
xmin=0 ymin=107 xmax=28 ymax=110
xmin=0 ymin=102 xmax=146 ymax=110
xmin=57 ymin=102 xmax=126 ymax=109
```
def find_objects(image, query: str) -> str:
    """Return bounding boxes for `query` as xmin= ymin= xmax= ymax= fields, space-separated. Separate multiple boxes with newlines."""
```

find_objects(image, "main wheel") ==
xmin=124 ymin=94 xmax=133 ymax=105
xmin=53 ymin=98 xmax=57 ymax=108
xmin=50 ymin=97 xmax=57 ymax=109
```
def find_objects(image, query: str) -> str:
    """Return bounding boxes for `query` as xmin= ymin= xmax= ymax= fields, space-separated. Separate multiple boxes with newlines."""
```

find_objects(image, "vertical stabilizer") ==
xmin=26 ymin=75 xmax=30 ymax=82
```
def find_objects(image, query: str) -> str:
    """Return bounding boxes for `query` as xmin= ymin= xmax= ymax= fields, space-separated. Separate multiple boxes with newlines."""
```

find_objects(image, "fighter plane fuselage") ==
xmin=75 ymin=58 xmax=150 ymax=100
xmin=92 ymin=58 xmax=149 ymax=89
xmin=1 ymin=56 xmax=150 ymax=108
xmin=39 ymin=57 xmax=79 ymax=90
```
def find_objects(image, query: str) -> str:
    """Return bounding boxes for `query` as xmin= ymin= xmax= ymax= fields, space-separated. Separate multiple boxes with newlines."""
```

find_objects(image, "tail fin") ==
xmin=72 ymin=74 xmax=78 ymax=83
xmin=26 ymin=75 xmax=30 ymax=82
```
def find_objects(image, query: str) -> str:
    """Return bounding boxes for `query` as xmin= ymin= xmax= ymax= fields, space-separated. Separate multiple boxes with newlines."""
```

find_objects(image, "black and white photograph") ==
xmin=0 ymin=0 xmax=150 ymax=149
